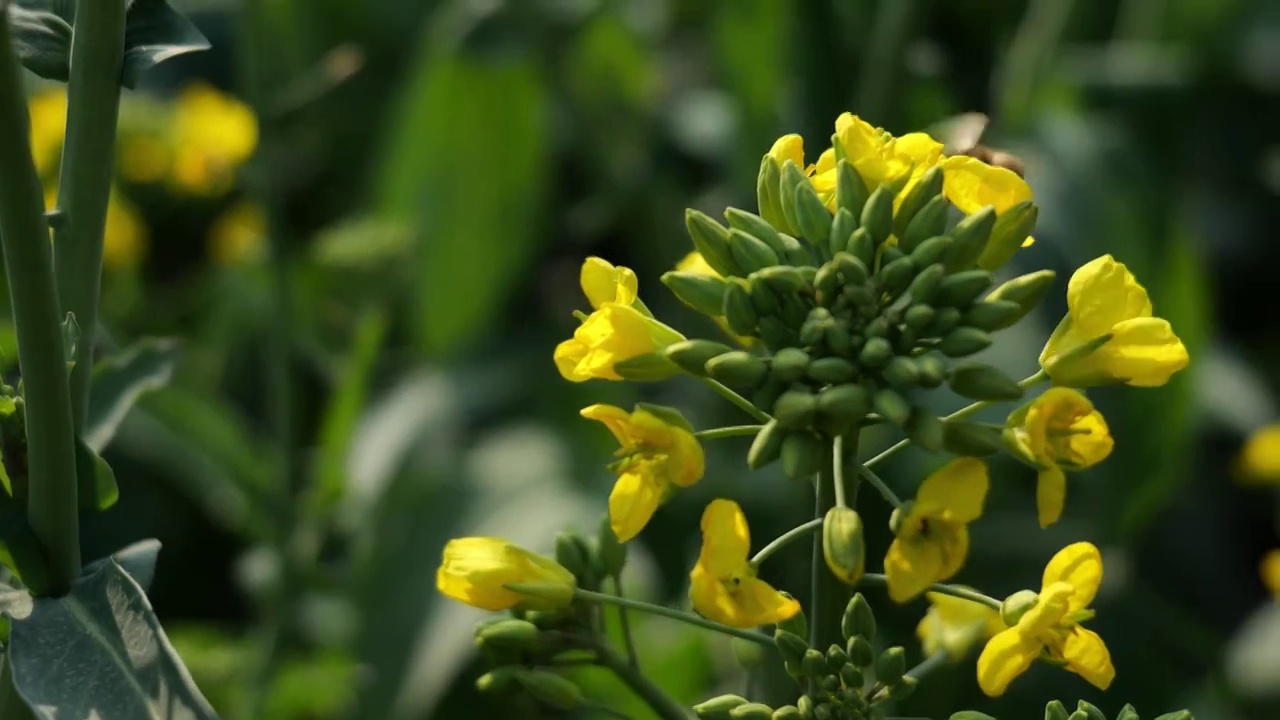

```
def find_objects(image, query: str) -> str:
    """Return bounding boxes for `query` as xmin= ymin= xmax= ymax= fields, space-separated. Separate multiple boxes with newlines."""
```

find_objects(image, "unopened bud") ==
xmin=939 ymin=327 xmax=992 ymax=357
xmin=514 ymin=669 xmax=583 ymax=710
xmin=889 ymin=674 xmax=918 ymax=699
xmin=826 ymin=643 xmax=849 ymax=670
xmin=878 ymin=256 xmax=917 ymax=297
xmin=1044 ymin=700 xmax=1070 ymax=720
xmin=1152 ymin=711 xmax=1193 ymax=720
xmin=732 ymin=637 xmax=765 ymax=669
xmin=828 ymin=209 xmax=858 ymax=258
xmin=475 ymin=666 xmax=522 ymax=695
xmin=875 ymin=646 xmax=906 ymax=685
xmin=832 ymin=251 xmax=869 ymax=286
xmin=707 ymin=351 xmax=769 ymax=387
xmin=910 ymin=235 xmax=952 ymax=268
xmin=1115 ymin=705 xmax=1140 ymax=720
xmin=729 ymin=229 xmax=781 ymax=273
xmin=915 ymin=352 xmax=948 ymax=388
xmin=986 ymin=270 xmax=1056 ymax=324
xmin=757 ymin=156 xmax=789 ymax=234
xmin=893 ymin=166 xmax=944 ymax=239
xmin=663 ymin=271 xmax=730 ymax=318
xmin=778 ymin=161 xmax=810 ymax=239
xmin=882 ymin=356 xmax=920 ymax=390
xmin=1074 ymin=701 xmax=1106 ymax=720
xmin=695 ymin=694 xmax=750 ymax=720
xmin=822 ymin=507 xmax=866 ymax=585
xmin=612 ymin=352 xmax=681 ymax=381
xmin=949 ymin=362 xmax=1024 ymax=401
xmin=781 ymin=431 xmax=824 ymax=479
xmin=774 ymin=391 xmax=817 ymax=429
xmin=726 ymin=207 xmax=787 ymax=256
xmin=846 ymin=635 xmax=875 ymax=668
xmin=951 ymin=713 xmax=999 ymax=720
xmin=816 ymin=384 xmax=871 ymax=432
xmin=802 ymin=648 xmax=829 ymax=678
xmin=808 ymin=357 xmax=856 ymax=385
xmin=1001 ymin=589 xmax=1039 ymax=626
xmin=775 ymin=594 xmax=807 ymax=638
xmin=731 ymin=703 xmax=777 ymax=720
xmin=773 ymin=705 xmax=803 ymax=720
xmin=686 ymin=209 xmax=743 ymax=278
xmin=860 ymin=185 xmax=895 ymax=246
xmin=665 ymin=340 xmax=735 ymax=376
xmin=836 ymin=160 xmax=870 ymax=219
xmin=771 ymin=347 xmax=811 ymax=382
xmin=722 ymin=281 xmax=759 ymax=337
xmin=904 ymin=304 xmax=936 ymax=331
xmin=748 ymin=420 xmax=786 ymax=469
xmin=900 ymin=195 xmax=950 ymax=252
xmin=846 ymin=226 xmax=875 ymax=266
xmin=943 ymin=206 xmax=997 ymax=272
xmin=554 ymin=533 xmax=593 ymax=582
xmin=793 ymin=181 xmax=835 ymax=245
xmin=859 ymin=337 xmax=893 ymax=369
xmin=774 ymin=629 xmax=810 ymax=667
xmin=841 ymin=593 xmax=876 ymax=641
xmin=963 ymin=299 xmax=1024 ymax=331
xmin=978 ymin=201 xmax=1038 ymax=270
xmin=908 ymin=263 xmax=946 ymax=304
xmin=872 ymin=388 xmax=912 ymax=426
xmin=934 ymin=270 xmax=993 ymax=308
xmin=926 ymin=306 xmax=963 ymax=337
xmin=905 ymin=408 xmax=945 ymax=452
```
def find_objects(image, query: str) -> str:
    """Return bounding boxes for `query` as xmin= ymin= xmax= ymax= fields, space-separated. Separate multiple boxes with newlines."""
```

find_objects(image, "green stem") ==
xmin=749 ymin=518 xmax=823 ymax=568
xmin=697 ymin=377 xmax=771 ymax=423
xmin=613 ymin=576 xmax=641 ymax=669
xmin=592 ymin=640 xmax=691 ymax=720
xmin=695 ymin=425 xmax=763 ymax=440
xmin=859 ymin=573 xmax=1001 ymax=610
xmin=54 ymin=0 xmax=128 ymax=432
xmin=810 ymin=435 xmax=854 ymax=661
xmin=574 ymin=589 xmax=773 ymax=647
xmin=832 ymin=435 xmax=848 ymax=508
xmin=0 ymin=12 xmax=81 ymax=596
xmin=856 ymin=464 xmax=904 ymax=510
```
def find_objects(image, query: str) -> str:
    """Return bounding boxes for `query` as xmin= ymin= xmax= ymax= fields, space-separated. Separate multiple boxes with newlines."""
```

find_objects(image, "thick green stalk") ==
xmin=0 ymin=12 xmax=82 ymax=595
xmin=54 ymin=0 xmax=128 ymax=431
xmin=810 ymin=435 xmax=854 ymax=657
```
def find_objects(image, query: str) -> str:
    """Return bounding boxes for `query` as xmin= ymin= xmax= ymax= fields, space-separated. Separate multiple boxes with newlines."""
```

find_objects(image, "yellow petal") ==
xmin=812 ymin=147 xmax=837 ymax=176
xmin=569 ymin=303 xmax=681 ymax=380
xmin=1036 ymin=466 xmax=1067 ymax=529
xmin=885 ymin=537 xmax=945 ymax=603
xmin=768 ymin=134 xmax=805 ymax=167
xmin=729 ymin=576 xmax=802 ymax=627
xmin=697 ymin=499 xmax=751 ymax=579
xmin=1042 ymin=542 xmax=1103 ymax=612
xmin=1017 ymin=581 xmax=1073 ymax=635
xmin=835 ymin=113 xmax=893 ymax=189
xmin=918 ymin=591 xmax=1002 ymax=658
xmin=914 ymin=457 xmax=989 ymax=522
xmin=626 ymin=408 xmax=706 ymax=488
xmin=1061 ymin=627 xmax=1115 ymax=690
xmin=609 ymin=470 xmax=665 ymax=543
xmin=1260 ymin=550 xmax=1280 ymax=598
xmin=1101 ymin=317 xmax=1189 ymax=387
xmin=580 ymin=403 xmax=637 ymax=449
xmin=1238 ymin=426 xmax=1280 ymax=485
xmin=1066 ymin=255 xmax=1153 ymax=337
xmin=553 ymin=338 xmax=591 ymax=382
xmin=976 ymin=627 xmax=1042 ymax=697
xmin=940 ymin=155 xmax=1032 ymax=214
xmin=436 ymin=537 xmax=575 ymax=611
xmin=689 ymin=566 xmax=734 ymax=623
xmin=894 ymin=133 xmax=944 ymax=166
xmin=935 ymin=524 xmax=971 ymax=582
xmin=676 ymin=251 xmax=719 ymax=278
xmin=581 ymin=257 xmax=638 ymax=309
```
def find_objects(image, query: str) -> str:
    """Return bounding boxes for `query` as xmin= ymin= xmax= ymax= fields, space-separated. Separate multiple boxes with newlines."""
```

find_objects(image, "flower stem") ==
xmin=832 ymin=435 xmax=849 ymax=508
xmin=613 ymin=576 xmax=641 ymax=669
xmin=695 ymin=425 xmax=764 ymax=440
xmin=0 ymin=11 xmax=81 ymax=596
xmin=858 ymin=573 xmax=1001 ymax=610
xmin=697 ymin=377 xmax=772 ymax=423
xmin=591 ymin=640 xmax=691 ymax=720
xmin=750 ymin=518 xmax=823 ymax=568
xmin=574 ymin=589 xmax=773 ymax=647
xmin=810 ymin=436 xmax=855 ymax=662
xmin=856 ymin=464 xmax=904 ymax=510
xmin=54 ymin=0 xmax=128 ymax=431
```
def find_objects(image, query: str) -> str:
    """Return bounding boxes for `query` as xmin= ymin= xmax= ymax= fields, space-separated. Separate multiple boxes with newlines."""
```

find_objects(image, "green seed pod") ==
xmin=729 ymin=229 xmax=781 ymax=273
xmin=942 ymin=420 xmax=1004 ymax=456
xmin=873 ymin=388 xmax=912 ymax=426
xmin=860 ymin=185 xmax=895 ymax=246
xmin=1074 ymin=701 xmax=1107 ymax=720
xmin=846 ymin=227 xmax=875 ymax=266
xmin=597 ymin=513 xmax=627 ymax=578
xmin=776 ymin=596 xmax=808 ymax=638
xmin=554 ymin=532 xmax=591 ymax=580
xmin=881 ymin=357 xmax=920 ymax=390
xmin=726 ymin=207 xmax=786 ymax=256
xmin=802 ymin=648 xmax=829 ymax=678
xmin=893 ymin=166 xmax=944 ymax=238
xmin=943 ymin=205 xmax=997 ymax=272
xmin=841 ymin=593 xmax=876 ymax=641
xmin=908 ymin=263 xmax=946 ymax=304
xmin=822 ymin=506 xmax=866 ymax=584
xmin=904 ymin=304 xmax=936 ymax=330
xmin=839 ymin=663 xmax=863 ymax=691
xmin=1044 ymin=700 xmax=1071 ymax=720
xmin=900 ymin=195 xmax=950 ymax=252
xmin=915 ymin=352 xmax=948 ymax=387
xmin=909 ymin=235 xmax=952 ymax=268
xmin=476 ymin=619 xmax=541 ymax=650
xmin=824 ymin=323 xmax=853 ymax=356
xmin=978 ymin=201 xmax=1038 ymax=271
xmin=781 ymin=432 xmax=824 ymax=479
xmin=986 ymin=269 xmax=1056 ymax=324
xmin=939 ymin=327 xmax=993 ymax=357
xmin=515 ymin=669 xmax=584 ymax=710
xmin=949 ymin=362 xmax=1024 ymax=401
xmin=794 ymin=179 xmax=835 ymax=245
xmin=826 ymin=644 xmax=849 ymax=670
xmin=723 ymin=281 xmax=759 ymax=336
xmin=772 ymin=347 xmax=812 ymax=382
xmin=933 ymin=269 xmax=993 ymax=307
xmin=905 ymin=408 xmax=944 ymax=452
xmin=748 ymin=419 xmax=786 ymax=469
xmin=875 ymin=647 xmax=906 ymax=686
xmin=665 ymin=339 xmax=735 ymax=375
xmin=1115 ymin=705 xmax=1140 ymax=720
xmin=846 ymin=636 xmax=875 ymax=668
xmin=774 ymin=629 xmax=810 ymax=667
xmin=836 ymin=159 xmax=870 ymax=219
xmin=730 ymin=703 xmax=777 ymax=720
xmin=772 ymin=706 xmax=802 ymax=720
xmin=859 ymin=337 xmax=893 ymax=369
xmin=757 ymin=156 xmax=788 ymax=233
xmin=662 ymin=271 xmax=730 ymax=318
xmin=963 ymin=299 xmax=1024 ymax=331
xmin=816 ymin=384 xmax=871 ymax=430
xmin=687 ymin=209 xmax=744 ymax=277
xmin=829 ymin=208 xmax=858 ymax=258
xmin=808 ymin=357 xmax=856 ymax=385
xmin=926 ymin=306 xmax=963 ymax=337
xmin=878 ymin=256 xmax=917 ymax=297
xmin=774 ymin=390 xmax=817 ymax=429
xmin=695 ymin=694 xmax=751 ymax=720
xmin=707 ymin=351 xmax=769 ymax=387
xmin=475 ymin=666 xmax=522 ymax=695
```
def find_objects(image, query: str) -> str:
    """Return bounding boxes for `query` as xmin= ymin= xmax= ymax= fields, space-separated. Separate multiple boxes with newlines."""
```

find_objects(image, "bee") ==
xmin=931 ymin=112 xmax=1026 ymax=178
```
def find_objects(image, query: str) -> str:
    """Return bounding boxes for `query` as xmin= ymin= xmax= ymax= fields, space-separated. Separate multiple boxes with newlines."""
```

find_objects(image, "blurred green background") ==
xmin=4 ymin=0 xmax=1279 ymax=718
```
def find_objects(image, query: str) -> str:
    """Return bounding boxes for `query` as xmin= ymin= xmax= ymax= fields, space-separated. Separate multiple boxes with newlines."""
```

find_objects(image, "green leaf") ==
xmin=84 ymin=539 xmax=161 ymax=593
xmin=74 ymin=436 xmax=117 ymax=511
xmin=86 ymin=338 xmax=179 ymax=453
xmin=59 ymin=312 xmax=78 ymax=371
xmin=5 ymin=4 xmax=71 ymax=82
xmin=6 ymin=560 xmax=218 ymax=719
xmin=311 ymin=216 xmax=414 ymax=269
xmin=120 ymin=0 xmax=210 ymax=89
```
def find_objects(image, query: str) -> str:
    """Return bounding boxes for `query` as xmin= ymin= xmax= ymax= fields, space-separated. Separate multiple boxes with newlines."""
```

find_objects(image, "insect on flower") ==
xmin=932 ymin=112 xmax=1027 ymax=179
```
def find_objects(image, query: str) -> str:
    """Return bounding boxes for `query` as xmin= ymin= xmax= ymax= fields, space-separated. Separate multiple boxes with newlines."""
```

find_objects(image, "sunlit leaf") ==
xmin=86 ymin=338 xmax=180 ymax=453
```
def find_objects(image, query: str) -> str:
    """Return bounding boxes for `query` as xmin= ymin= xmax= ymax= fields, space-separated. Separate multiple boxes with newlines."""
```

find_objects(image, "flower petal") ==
xmin=1062 ymin=627 xmax=1115 ymax=690
xmin=436 ymin=537 xmax=575 ymax=611
xmin=1036 ymin=466 xmax=1067 ymax=529
xmin=914 ymin=457 xmax=989 ymax=522
xmin=1261 ymin=549 xmax=1280 ymax=598
xmin=768 ymin=134 xmax=805 ymax=167
xmin=609 ymin=470 xmax=664 ymax=543
xmin=1237 ymin=425 xmax=1280 ymax=485
xmin=885 ymin=537 xmax=945 ymax=603
xmin=689 ymin=566 xmax=736 ymax=624
xmin=1101 ymin=317 xmax=1189 ymax=387
xmin=940 ymin=155 xmax=1032 ymax=215
xmin=1066 ymin=255 xmax=1153 ymax=337
xmin=976 ymin=627 xmax=1042 ymax=697
xmin=580 ymin=404 xmax=637 ymax=448
xmin=697 ymin=499 xmax=752 ymax=578
xmin=581 ymin=257 xmax=638 ymax=309
xmin=730 ymin=576 xmax=802 ymax=627
xmin=1042 ymin=542 xmax=1103 ymax=611
xmin=676 ymin=251 xmax=719 ymax=278
xmin=553 ymin=338 xmax=591 ymax=382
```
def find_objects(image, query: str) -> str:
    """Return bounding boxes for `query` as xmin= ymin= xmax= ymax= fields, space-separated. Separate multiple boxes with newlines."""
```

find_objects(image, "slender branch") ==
xmin=54 ymin=0 xmax=128 ymax=431
xmin=859 ymin=574 xmax=1001 ymax=610
xmin=697 ymin=377 xmax=771 ymax=423
xmin=574 ymin=589 xmax=773 ymax=647
xmin=613 ymin=576 xmax=641 ymax=669
xmin=592 ymin=640 xmax=691 ymax=720
xmin=810 ymin=437 xmax=854 ymax=665
xmin=0 ymin=10 xmax=81 ymax=595
xmin=856 ymin=464 xmax=904 ymax=510
xmin=695 ymin=425 xmax=763 ymax=440
xmin=832 ymin=435 xmax=848 ymax=508
xmin=750 ymin=518 xmax=823 ymax=568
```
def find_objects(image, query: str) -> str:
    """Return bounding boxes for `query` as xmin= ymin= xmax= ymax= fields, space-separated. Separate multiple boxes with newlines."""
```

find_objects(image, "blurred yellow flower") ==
xmin=977 ymin=542 xmax=1113 ymax=696
xmin=170 ymin=82 xmax=258 ymax=196
xmin=1262 ymin=550 xmax=1280 ymax=599
xmin=435 ymin=537 xmax=576 ymax=611
xmin=1040 ymin=254 xmax=1189 ymax=388
xmin=1237 ymin=425 xmax=1280 ymax=485
xmin=1004 ymin=388 xmax=1114 ymax=528
xmin=208 ymin=201 xmax=266 ymax=266
xmin=28 ymin=88 xmax=67 ymax=177
xmin=917 ymin=591 xmax=1003 ymax=659
xmin=675 ymin=251 xmax=755 ymax=347
xmin=119 ymin=134 xmax=173 ymax=185
xmin=45 ymin=188 xmax=147 ymax=271
xmin=689 ymin=499 xmax=800 ymax=627
xmin=581 ymin=256 xmax=638 ymax=309
xmin=581 ymin=403 xmax=704 ymax=542
xmin=885 ymin=458 xmax=988 ymax=603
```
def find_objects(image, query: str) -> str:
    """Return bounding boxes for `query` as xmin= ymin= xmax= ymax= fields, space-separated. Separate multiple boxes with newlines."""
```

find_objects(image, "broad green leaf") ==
xmin=86 ymin=338 xmax=179 ymax=453
xmin=5 ymin=4 xmax=71 ymax=82
xmin=120 ymin=0 xmax=210 ymax=88
xmin=74 ymin=436 xmax=117 ymax=512
xmin=7 ymin=560 xmax=218 ymax=719
xmin=84 ymin=539 xmax=161 ymax=593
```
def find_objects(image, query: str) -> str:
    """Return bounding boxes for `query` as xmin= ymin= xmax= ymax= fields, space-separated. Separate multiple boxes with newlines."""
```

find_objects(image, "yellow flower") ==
xmin=977 ymin=542 xmax=1114 ymax=697
xmin=1237 ymin=425 xmax=1280 ymax=485
xmin=1040 ymin=254 xmax=1189 ymax=388
xmin=209 ymin=201 xmax=266 ymax=266
xmin=917 ymin=591 xmax=1003 ymax=659
xmin=1005 ymin=388 xmax=1114 ymax=528
xmin=804 ymin=113 xmax=942 ymax=204
xmin=940 ymin=155 xmax=1035 ymax=247
xmin=1262 ymin=550 xmax=1280 ymax=599
xmin=169 ymin=82 xmax=258 ymax=196
xmin=689 ymin=499 xmax=800 ymax=627
xmin=435 ymin=537 xmax=576 ymax=611
xmin=581 ymin=256 xmax=639 ymax=309
xmin=884 ymin=458 xmax=989 ymax=603
xmin=675 ymin=251 xmax=755 ymax=347
xmin=45 ymin=188 xmax=147 ymax=270
xmin=28 ymin=88 xmax=67 ymax=177
xmin=119 ymin=134 xmax=173 ymax=185
xmin=582 ymin=404 xmax=704 ymax=542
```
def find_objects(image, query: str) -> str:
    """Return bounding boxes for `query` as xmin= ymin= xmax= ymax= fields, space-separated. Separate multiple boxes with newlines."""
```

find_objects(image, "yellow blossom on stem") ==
xmin=1040 ymin=254 xmax=1189 ymax=388
xmin=581 ymin=404 xmax=704 ymax=542
xmin=804 ymin=113 xmax=942 ymax=204
xmin=581 ymin=256 xmax=639 ymax=309
xmin=28 ymin=88 xmax=67 ymax=177
xmin=169 ymin=82 xmax=258 ymax=196
xmin=1005 ymin=388 xmax=1114 ymax=528
xmin=940 ymin=155 xmax=1036 ymax=247
xmin=977 ymin=542 xmax=1114 ymax=696
xmin=917 ymin=591 xmax=1003 ymax=659
xmin=1263 ymin=550 xmax=1280 ymax=599
xmin=435 ymin=537 xmax=576 ymax=611
xmin=885 ymin=458 xmax=989 ymax=603
xmin=1237 ymin=424 xmax=1280 ymax=485
xmin=689 ymin=499 xmax=800 ymax=627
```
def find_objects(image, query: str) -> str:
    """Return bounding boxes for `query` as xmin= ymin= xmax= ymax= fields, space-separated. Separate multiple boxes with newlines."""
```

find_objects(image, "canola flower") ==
xmin=1237 ymin=424 xmax=1280 ymax=484
xmin=1262 ymin=550 xmax=1280 ymax=599
xmin=436 ymin=537 xmax=576 ymax=612
xmin=169 ymin=82 xmax=258 ymax=196
xmin=27 ymin=87 xmax=67 ymax=176
xmin=917 ymin=591 xmax=1003 ymax=659
xmin=689 ymin=499 xmax=800 ymax=627
xmin=209 ymin=201 xmax=266 ymax=266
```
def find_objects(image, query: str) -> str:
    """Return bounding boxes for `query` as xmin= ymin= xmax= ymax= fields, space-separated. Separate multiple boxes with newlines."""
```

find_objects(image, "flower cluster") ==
xmin=433 ymin=111 xmax=1193 ymax=719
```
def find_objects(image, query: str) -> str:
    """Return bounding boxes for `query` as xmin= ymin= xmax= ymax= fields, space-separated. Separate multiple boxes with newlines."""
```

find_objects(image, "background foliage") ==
xmin=3 ymin=0 xmax=1278 ymax=718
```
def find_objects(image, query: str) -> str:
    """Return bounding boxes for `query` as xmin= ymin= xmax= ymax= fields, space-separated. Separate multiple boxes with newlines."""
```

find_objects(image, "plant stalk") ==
xmin=592 ymin=641 xmax=691 ymax=720
xmin=573 ymin=589 xmax=773 ymax=647
xmin=810 ymin=434 xmax=855 ymax=659
xmin=54 ymin=0 xmax=129 ymax=431
xmin=858 ymin=573 xmax=1001 ymax=610
xmin=0 ymin=10 xmax=82 ymax=596
xmin=697 ymin=377 xmax=772 ymax=423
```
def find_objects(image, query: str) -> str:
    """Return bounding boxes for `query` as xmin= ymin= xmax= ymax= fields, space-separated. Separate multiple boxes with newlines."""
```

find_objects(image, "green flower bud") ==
xmin=1001 ymin=589 xmax=1039 ymax=626
xmin=757 ymin=156 xmax=789 ymax=233
xmin=839 ymin=663 xmax=863 ymax=690
xmin=822 ymin=507 xmax=866 ymax=584
xmin=748 ymin=278 xmax=782 ymax=317
xmin=943 ymin=205 xmax=997 ymax=272
xmin=842 ymin=284 xmax=875 ymax=311
xmin=799 ymin=308 xmax=833 ymax=345
xmin=833 ymin=251 xmax=870 ymax=286
xmin=779 ymin=161 xmax=809 ymax=239
xmin=1152 ymin=711 xmax=1193 ymax=720
xmin=873 ymin=388 xmax=912 ymax=426
xmin=933 ymin=269 xmax=993 ymax=307
xmin=963 ymin=299 xmax=1024 ymax=331
xmin=707 ymin=351 xmax=769 ymax=387
xmin=910 ymin=235 xmax=952 ymax=268
xmin=926 ymin=306 xmax=962 ymax=337
xmin=597 ymin=514 xmax=627 ymax=578
xmin=939 ymin=327 xmax=992 ymax=357
xmin=842 ymin=593 xmax=877 ymax=641
xmin=865 ymin=316 xmax=890 ymax=338
xmin=782 ymin=431 xmax=825 ymax=479
xmin=890 ymin=675 xmax=918 ymax=699
xmin=475 ymin=666 xmax=522 ymax=695
xmin=771 ymin=347 xmax=812 ymax=382
xmin=1115 ymin=706 xmax=1140 ymax=720
xmin=759 ymin=315 xmax=798 ymax=349
xmin=748 ymin=419 xmax=786 ymax=469
xmin=1074 ymin=701 xmax=1106 ymax=720
xmin=796 ymin=695 xmax=815 ymax=719
xmin=776 ymin=595 xmax=808 ymax=638
xmin=951 ymin=713 xmax=998 ymax=720
xmin=908 ymin=263 xmax=946 ymax=304
xmin=816 ymin=383 xmax=871 ymax=430
xmin=774 ymin=629 xmax=810 ymax=667
xmin=900 ymin=194 xmax=950 ymax=252
xmin=836 ymin=159 xmax=869 ymax=220
xmin=774 ymin=390 xmax=817 ymax=429
xmin=860 ymin=185 xmax=895 ymax=246
xmin=859 ymin=337 xmax=893 ymax=369
xmin=754 ymin=265 xmax=807 ymax=294
xmin=813 ymin=262 xmax=842 ymax=303
xmin=978 ymin=201 xmax=1038 ymax=271
xmin=904 ymin=304 xmax=936 ymax=330
xmin=813 ymin=704 xmax=834 ymax=720
xmin=882 ymin=245 xmax=907 ymax=264
xmin=687 ymin=209 xmax=744 ymax=277
xmin=695 ymin=694 xmax=751 ymax=720
xmin=554 ymin=532 xmax=593 ymax=581
xmin=819 ymin=675 xmax=840 ymax=693
xmin=949 ymin=362 xmax=1024 ymax=401
xmin=826 ymin=644 xmax=849 ymax=670
xmin=808 ymin=357 xmax=856 ymax=385
xmin=846 ymin=226 xmax=875 ymax=266
xmin=663 ymin=271 xmax=730 ymax=318
xmin=726 ymin=207 xmax=787 ymax=256
xmin=773 ymin=705 xmax=803 ymax=720
xmin=942 ymin=420 xmax=1003 ymax=456
xmin=875 ymin=646 xmax=906 ymax=685
xmin=828 ymin=208 xmax=858 ymax=258
xmin=514 ymin=669 xmax=583 ymax=710
xmin=878 ymin=256 xmax=917 ymax=297
xmin=1044 ymin=700 xmax=1071 ymax=720
xmin=893 ymin=165 xmax=944 ymax=238
xmin=986 ymin=269 xmax=1056 ymax=324
xmin=475 ymin=619 xmax=541 ymax=650
xmin=729 ymin=229 xmax=781 ymax=273
xmin=846 ymin=636 xmax=875 ymax=668
xmin=665 ymin=339 xmax=735 ymax=375
xmin=906 ymin=408 xmax=944 ymax=452
xmin=915 ymin=352 xmax=948 ymax=387
xmin=881 ymin=357 xmax=920 ymax=390
xmin=794 ymin=182 xmax=834 ymax=246
xmin=723 ymin=280 xmax=759 ymax=336
xmin=613 ymin=352 xmax=682 ymax=381
xmin=802 ymin=648 xmax=829 ymax=678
